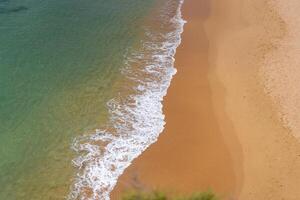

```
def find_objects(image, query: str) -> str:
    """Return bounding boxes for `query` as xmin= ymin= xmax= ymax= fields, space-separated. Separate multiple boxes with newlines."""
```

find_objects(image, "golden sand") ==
xmin=111 ymin=0 xmax=300 ymax=199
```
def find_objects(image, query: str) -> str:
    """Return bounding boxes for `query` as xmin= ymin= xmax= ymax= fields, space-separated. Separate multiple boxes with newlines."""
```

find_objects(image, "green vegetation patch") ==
xmin=122 ymin=191 xmax=219 ymax=200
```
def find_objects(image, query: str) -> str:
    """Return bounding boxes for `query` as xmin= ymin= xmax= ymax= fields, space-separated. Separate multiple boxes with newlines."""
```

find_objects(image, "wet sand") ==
xmin=111 ymin=0 xmax=241 ymax=199
xmin=111 ymin=0 xmax=300 ymax=199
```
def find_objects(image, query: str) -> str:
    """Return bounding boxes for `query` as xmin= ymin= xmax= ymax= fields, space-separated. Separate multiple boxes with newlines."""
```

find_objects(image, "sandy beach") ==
xmin=111 ymin=0 xmax=300 ymax=199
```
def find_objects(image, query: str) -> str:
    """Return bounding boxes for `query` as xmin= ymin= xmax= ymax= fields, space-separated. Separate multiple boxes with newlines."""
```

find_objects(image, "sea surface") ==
xmin=0 ymin=0 xmax=185 ymax=199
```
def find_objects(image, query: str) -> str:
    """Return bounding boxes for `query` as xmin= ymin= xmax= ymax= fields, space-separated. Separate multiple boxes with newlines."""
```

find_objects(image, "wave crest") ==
xmin=68 ymin=1 xmax=186 ymax=199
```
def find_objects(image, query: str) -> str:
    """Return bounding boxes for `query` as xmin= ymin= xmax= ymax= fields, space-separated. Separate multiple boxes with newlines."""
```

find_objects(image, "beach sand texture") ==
xmin=261 ymin=0 xmax=300 ymax=138
xmin=112 ymin=0 xmax=300 ymax=199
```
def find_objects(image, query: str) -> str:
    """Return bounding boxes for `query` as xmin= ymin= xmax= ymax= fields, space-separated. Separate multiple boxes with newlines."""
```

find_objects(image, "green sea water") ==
xmin=0 ymin=0 xmax=155 ymax=199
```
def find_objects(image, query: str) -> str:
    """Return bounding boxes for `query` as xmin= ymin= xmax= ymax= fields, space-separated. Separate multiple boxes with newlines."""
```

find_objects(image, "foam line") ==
xmin=68 ymin=1 xmax=186 ymax=199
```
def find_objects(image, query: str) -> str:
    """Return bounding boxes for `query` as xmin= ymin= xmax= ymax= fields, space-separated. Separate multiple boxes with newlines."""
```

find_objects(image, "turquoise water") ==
xmin=0 ymin=0 xmax=156 ymax=199
xmin=67 ymin=0 xmax=185 ymax=199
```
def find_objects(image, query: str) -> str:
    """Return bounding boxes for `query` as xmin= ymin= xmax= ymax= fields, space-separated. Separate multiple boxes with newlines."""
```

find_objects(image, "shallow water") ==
xmin=0 ymin=0 xmax=186 ymax=199
xmin=68 ymin=1 xmax=186 ymax=199
xmin=0 ymin=0 xmax=156 ymax=199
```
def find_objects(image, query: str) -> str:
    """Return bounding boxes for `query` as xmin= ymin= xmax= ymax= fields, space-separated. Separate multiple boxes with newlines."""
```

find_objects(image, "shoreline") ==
xmin=111 ymin=0 xmax=240 ymax=198
xmin=111 ymin=0 xmax=300 ymax=199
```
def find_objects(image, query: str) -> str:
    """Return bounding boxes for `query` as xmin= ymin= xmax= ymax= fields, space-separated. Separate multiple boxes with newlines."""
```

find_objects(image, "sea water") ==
xmin=0 ymin=0 xmax=185 ymax=199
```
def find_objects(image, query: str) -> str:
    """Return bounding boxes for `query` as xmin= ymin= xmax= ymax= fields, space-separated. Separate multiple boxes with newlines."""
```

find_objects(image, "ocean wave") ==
xmin=68 ymin=1 xmax=186 ymax=199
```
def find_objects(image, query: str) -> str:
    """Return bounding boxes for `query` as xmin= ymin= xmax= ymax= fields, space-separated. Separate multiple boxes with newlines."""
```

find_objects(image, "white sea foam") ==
xmin=68 ymin=1 xmax=186 ymax=199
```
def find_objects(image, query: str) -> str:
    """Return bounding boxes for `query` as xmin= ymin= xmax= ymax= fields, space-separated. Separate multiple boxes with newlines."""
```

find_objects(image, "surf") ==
xmin=68 ymin=1 xmax=186 ymax=199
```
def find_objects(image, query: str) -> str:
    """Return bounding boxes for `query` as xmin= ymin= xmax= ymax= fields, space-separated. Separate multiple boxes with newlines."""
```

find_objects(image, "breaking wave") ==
xmin=68 ymin=1 xmax=186 ymax=199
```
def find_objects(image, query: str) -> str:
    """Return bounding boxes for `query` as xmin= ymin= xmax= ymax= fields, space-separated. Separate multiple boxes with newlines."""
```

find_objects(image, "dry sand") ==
xmin=111 ymin=0 xmax=300 ymax=199
xmin=261 ymin=0 xmax=300 ymax=139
